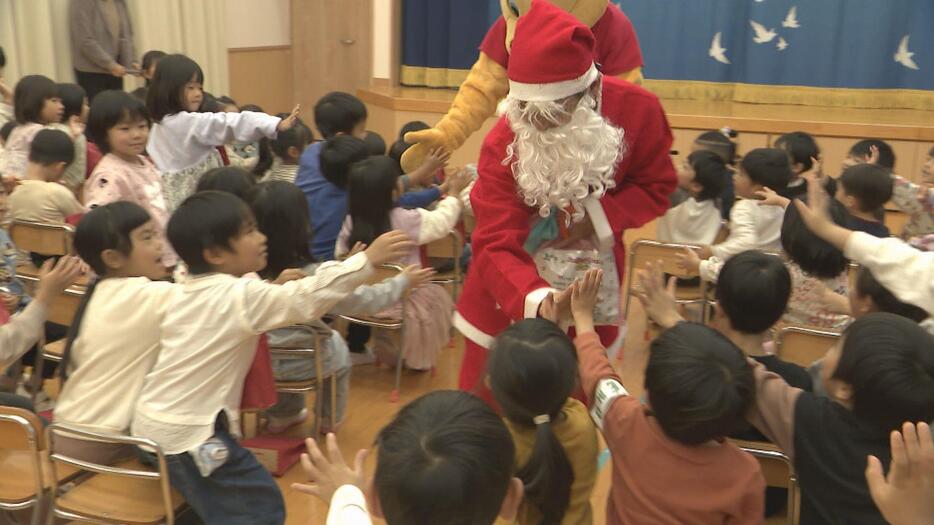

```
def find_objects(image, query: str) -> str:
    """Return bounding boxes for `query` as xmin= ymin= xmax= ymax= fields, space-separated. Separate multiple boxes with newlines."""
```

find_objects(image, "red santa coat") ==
xmin=480 ymin=3 xmax=643 ymax=76
xmin=454 ymin=76 xmax=676 ymax=387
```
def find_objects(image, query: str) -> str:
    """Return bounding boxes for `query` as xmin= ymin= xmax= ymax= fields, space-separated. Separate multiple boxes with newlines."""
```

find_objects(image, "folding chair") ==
xmin=0 ymin=406 xmax=81 ymax=525
xmin=884 ymin=209 xmax=908 ymax=237
xmin=338 ymin=264 xmax=407 ymax=402
xmin=46 ymin=424 xmax=186 ymax=525
xmin=268 ymin=323 xmax=338 ymax=436
xmin=732 ymin=439 xmax=799 ymax=525
xmin=426 ymin=230 xmax=464 ymax=300
xmin=8 ymin=220 xmax=75 ymax=282
xmin=624 ymin=239 xmax=711 ymax=322
xmin=775 ymin=325 xmax=841 ymax=368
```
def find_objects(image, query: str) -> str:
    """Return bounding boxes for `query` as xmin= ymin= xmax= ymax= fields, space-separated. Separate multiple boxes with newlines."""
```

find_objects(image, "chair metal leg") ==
xmin=329 ymin=374 xmax=337 ymax=431
xmin=391 ymin=322 xmax=405 ymax=403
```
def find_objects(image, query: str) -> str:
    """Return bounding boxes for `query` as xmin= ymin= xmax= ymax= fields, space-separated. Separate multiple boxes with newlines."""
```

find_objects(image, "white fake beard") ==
xmin=501 ymin=92 xmax=625 ymax=222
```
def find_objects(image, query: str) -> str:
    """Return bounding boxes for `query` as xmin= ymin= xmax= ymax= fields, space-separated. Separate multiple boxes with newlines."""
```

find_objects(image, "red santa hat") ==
xmin=507 ymin=0 xmax=600 ymax=102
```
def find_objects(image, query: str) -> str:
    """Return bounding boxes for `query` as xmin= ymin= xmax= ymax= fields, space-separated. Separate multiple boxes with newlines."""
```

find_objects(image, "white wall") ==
xmin=372 ymin=0 xmax=392 ymax=79
xmin=226 ymin=0 xmax=290 ymax=48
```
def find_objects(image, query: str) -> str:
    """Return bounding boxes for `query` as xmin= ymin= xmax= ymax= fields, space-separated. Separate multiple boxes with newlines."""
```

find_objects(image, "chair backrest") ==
xmin=9 ymin=220 xmax=75 ymax=256
xmin=731 ymin=438 xmax=799 ymax=525
xmin=884 ymin=209 xmax=908 ymax=237
xmin=775 ymin=325 xmax=841 ymax=368
xmin=46 ymin=424 xmax=178 ymax=525
xmin=364 ymin=263 xmax=405 ymax=287
xmin=425 ymin=230 xmax=463 ymax=260
xmin=0 ymin=406 xmax=46 ymax=505
xmin=628 ymin=239 xmax=702 ymax=278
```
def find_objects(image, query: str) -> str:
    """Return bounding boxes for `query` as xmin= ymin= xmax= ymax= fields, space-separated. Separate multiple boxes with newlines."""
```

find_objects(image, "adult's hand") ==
xmin=109 ymin=63 xmax=127 ymax=77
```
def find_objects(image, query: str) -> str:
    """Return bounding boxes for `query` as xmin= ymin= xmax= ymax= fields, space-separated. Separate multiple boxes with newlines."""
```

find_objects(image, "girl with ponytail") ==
xmin=488 ymin=318 xmax=599 ymax=525
xmin=53 ymin=202 xmax=174 ymax=464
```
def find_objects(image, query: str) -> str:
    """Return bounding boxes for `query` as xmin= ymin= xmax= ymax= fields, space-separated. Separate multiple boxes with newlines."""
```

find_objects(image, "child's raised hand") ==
xmin=34 ymin=256 xmax=83 ymax=308
xmin=445 ymin=168 xmax=471 ymax=196
xmin=676 ymin=247 xmax=702 ymax=274
xmin=755 ymin=187 xmax=791 ymax=209
xmin=571 ymin=269 xmax=603 ymax=333
xmin=803 ymin=155 xmax=824 ymax=182
xmin=865 ymin=422 xmax=934 ymax=525
xmin=364 ymin=230 xmax=416 ymax=266
xmin=635 ymin=261 xmax=682 ymax=330
xmin=401 ymin=265 xmax=435 ymax=290
xmin=794 ymin=173 xmax=835 ymax=238
xmin=291 ymin=433 xmax=369 ymax=505
xmin=273 ymin=268 xmax=308 ymax=285
xmin=424 ymin=147 xmax=452 ymax=172
xmin=867 ymin=145 xmax=881 ymax=166
xmin=67 ymin=115 xmax=86 ymax=139
xmin=346 ymin=242 xmax=367 ymax=258
xmin=276 ymin=104 xmax=301 ymax=132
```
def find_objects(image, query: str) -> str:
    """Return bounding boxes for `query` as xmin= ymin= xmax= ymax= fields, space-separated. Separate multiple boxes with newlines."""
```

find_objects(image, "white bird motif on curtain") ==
xmin=750 ymin=20 xmax=777 ymax=43
xmin=709 ymin=32 xmax=731 ymax=64
xmin=777 ymin=37 xmax=788 ymax=51
xmin=894 ymin=35 xmax=919 ymax=70
xmin=782 ymin=6 xmax=800 ymax=28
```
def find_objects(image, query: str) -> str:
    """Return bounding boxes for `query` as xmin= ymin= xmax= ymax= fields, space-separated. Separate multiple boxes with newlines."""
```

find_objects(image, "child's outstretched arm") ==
xmin=292 ymin=433 xmax=373 ymax=525
xmin=329 ymin=265 xmax=435 ymax=317
xmin=1 ymin=257 xmax=83 ymax=368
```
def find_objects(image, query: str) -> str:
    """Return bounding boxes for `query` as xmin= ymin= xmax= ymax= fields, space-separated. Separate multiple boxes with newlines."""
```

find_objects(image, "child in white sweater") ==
xmin=130 ymin=190 xmax=413 ymax=525
xmin=657 ymin=150 xmax=728 ymax=245
xmin=145 ymin=54 xmax=300 ymax=210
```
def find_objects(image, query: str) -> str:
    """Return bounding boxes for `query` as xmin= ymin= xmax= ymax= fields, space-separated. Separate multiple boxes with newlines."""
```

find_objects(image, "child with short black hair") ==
xmin=145 ymin=54 xmax=300 ymax=210
xmin=9 ymin=129 xmax=83 ymax=225
xmin=693 ymin=148 xmax=791 ymax=279
xmin=296 ymin=92 xmax=368 ymax=261
xmin=195 ymin=166 xmax=257 ymax=202
xmin=319 ymin=135 xmax=369 ymax=191
xmin=83 ymin=90 xmax=174 ymax=266
xmin=657 ymin=150 xmax=728 ymax=245
xmin=774 ymin=131 xmax=820 ymax=200
xmin=837 ymin=163 xmax=892 ymax=237
xmin=254 ymin=114 xmax=313 ymax=183
xmin=571 ymin=269 xmax=764 ymax=523
xmin=130 ymin=190 xmax=413 ymax=524
xmin=141 ymin=49 xmax=166 ymax=86
xmin=489 ymin=319 xmax=598 ymax=525
xmin=294 ymin=390 xmax=524 ymax=525
xmin=846 ymin=139 xmax=895 ymax=171
xmin=363 ymin=130 xmax=386 ymax=156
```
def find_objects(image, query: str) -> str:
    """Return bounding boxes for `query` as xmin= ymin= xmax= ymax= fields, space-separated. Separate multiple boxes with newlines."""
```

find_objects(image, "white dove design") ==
xmin=777 ymin=37 xmax=788 ymax=51
xmin=709 ymin=32 xmax=731 ymax=64
xmin=750 ymin=20 xmax=777 ymax=44
xmin=782 ymin=6 xmax=800 ymax=28
xmin=894 ymin=35 xmax=919 ymax=70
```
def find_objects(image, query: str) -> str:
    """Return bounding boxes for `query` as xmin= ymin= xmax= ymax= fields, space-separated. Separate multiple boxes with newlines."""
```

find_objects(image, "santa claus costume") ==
xmin=455 ymin=0 xmax=677 ymax=401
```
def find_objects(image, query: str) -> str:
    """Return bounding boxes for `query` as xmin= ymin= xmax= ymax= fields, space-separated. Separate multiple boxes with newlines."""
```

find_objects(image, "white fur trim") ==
xmin=453 ymin=311 xmax=496 ymax=349
xmin=525 ymin=287 xmax=557 ymax=319
xmin=508 ymin=64 xmax=599 ymax=102
xmin=583 ymin=195 xmax=614 ymax=251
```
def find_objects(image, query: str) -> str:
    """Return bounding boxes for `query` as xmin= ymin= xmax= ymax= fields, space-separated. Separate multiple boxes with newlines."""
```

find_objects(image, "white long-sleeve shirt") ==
xmin=844 ymin=231 xmax=934 ymax=314
xmin=656 ymin=198 xmax=722 ymax=245
xmin=326 ymin=485 xmax=373 ymax=525
xmin=701 ymin=199 xmax=784 ymax=277
xmin=55 ymin=278 xmax=174 ymax=435
xmin=0 ymin=301 xmax=46 ymax=369
xmin=131 ymin=253 xmax=373 ymax=454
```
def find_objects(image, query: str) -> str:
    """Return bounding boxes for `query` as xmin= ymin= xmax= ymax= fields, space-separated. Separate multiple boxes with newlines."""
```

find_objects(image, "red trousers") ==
xmin=459 ymin=325 xmax=619 ymax=406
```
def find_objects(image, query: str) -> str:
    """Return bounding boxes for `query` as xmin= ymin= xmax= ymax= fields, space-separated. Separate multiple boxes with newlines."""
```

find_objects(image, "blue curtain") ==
xmin=400 ymin=0 xmax=501 ymax=87
xmin=621 ymin=0 xmax=933 ymax=90
xmin=400 ymin=0 xmax=933 ymax=106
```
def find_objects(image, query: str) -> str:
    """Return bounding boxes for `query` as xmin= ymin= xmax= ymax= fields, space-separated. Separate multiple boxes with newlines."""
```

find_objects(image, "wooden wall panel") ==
xmin=228 ymin=46 xmax=294 ymax=115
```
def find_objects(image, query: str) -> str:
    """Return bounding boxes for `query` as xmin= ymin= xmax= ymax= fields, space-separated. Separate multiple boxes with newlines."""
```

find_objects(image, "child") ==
xmin=570 ymin=269 xmax=765 ymax=523
xmin=252 ymin=180 xmax=429 ymax=433
xmin=844 ymin=139 xmax=895 ymax=172
xmin=0 ymin=75 xmax=64 ymax=180
xmin=750 ymin=313 xmax=934 ymax=523
xmin=293 ymin=391 xmax=523 ymax=525
xmin=488 ymin=319 xmax=598 ymax=525
xmin=837 ymin=163 xmax=892 ymax=237
xmin=389 ymin=120 xmax=451 ymax=199
xmin=891 ymin=144 xmax=934 ymax=241
xmin=145 ymin=54 xmax=300 ymax=210
xmin=296 ymin=91 xmax=368 ymax=261
xmin=130 ymin=191 xmax=412 ymax=524
xmin=57 ymin=83 xmax=90 ymax=194
xmin=254 ymin=115 xmax=313 ymax=183
xmin=0 ymin=183 xmax=27 ymax=315
xmin=694 ymin=148 xmax=791 ymax=280
xmin=8 ymin=129 xmax=83 ymax=225
xmin=336 ymin=156 xmax=469 ymax=370
xmin=83 ymin=90 xmax=174 ymax=267
xmin=53 ymin=202 xmax=173 ymax=464
xmin=656 ymin=150 xmax=728 ymax=245
xmin=363 ymin=130 xmax=386 ymax=156
xmin=141 ymin=49 xmax=166 ymax=86
xmin=195 ymin=166 xmax=257 ymax=201
xmin=774 ymin=131 xmax=820 ymax=200
xmin=692 ymin=128 xmax=738 ymax=219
